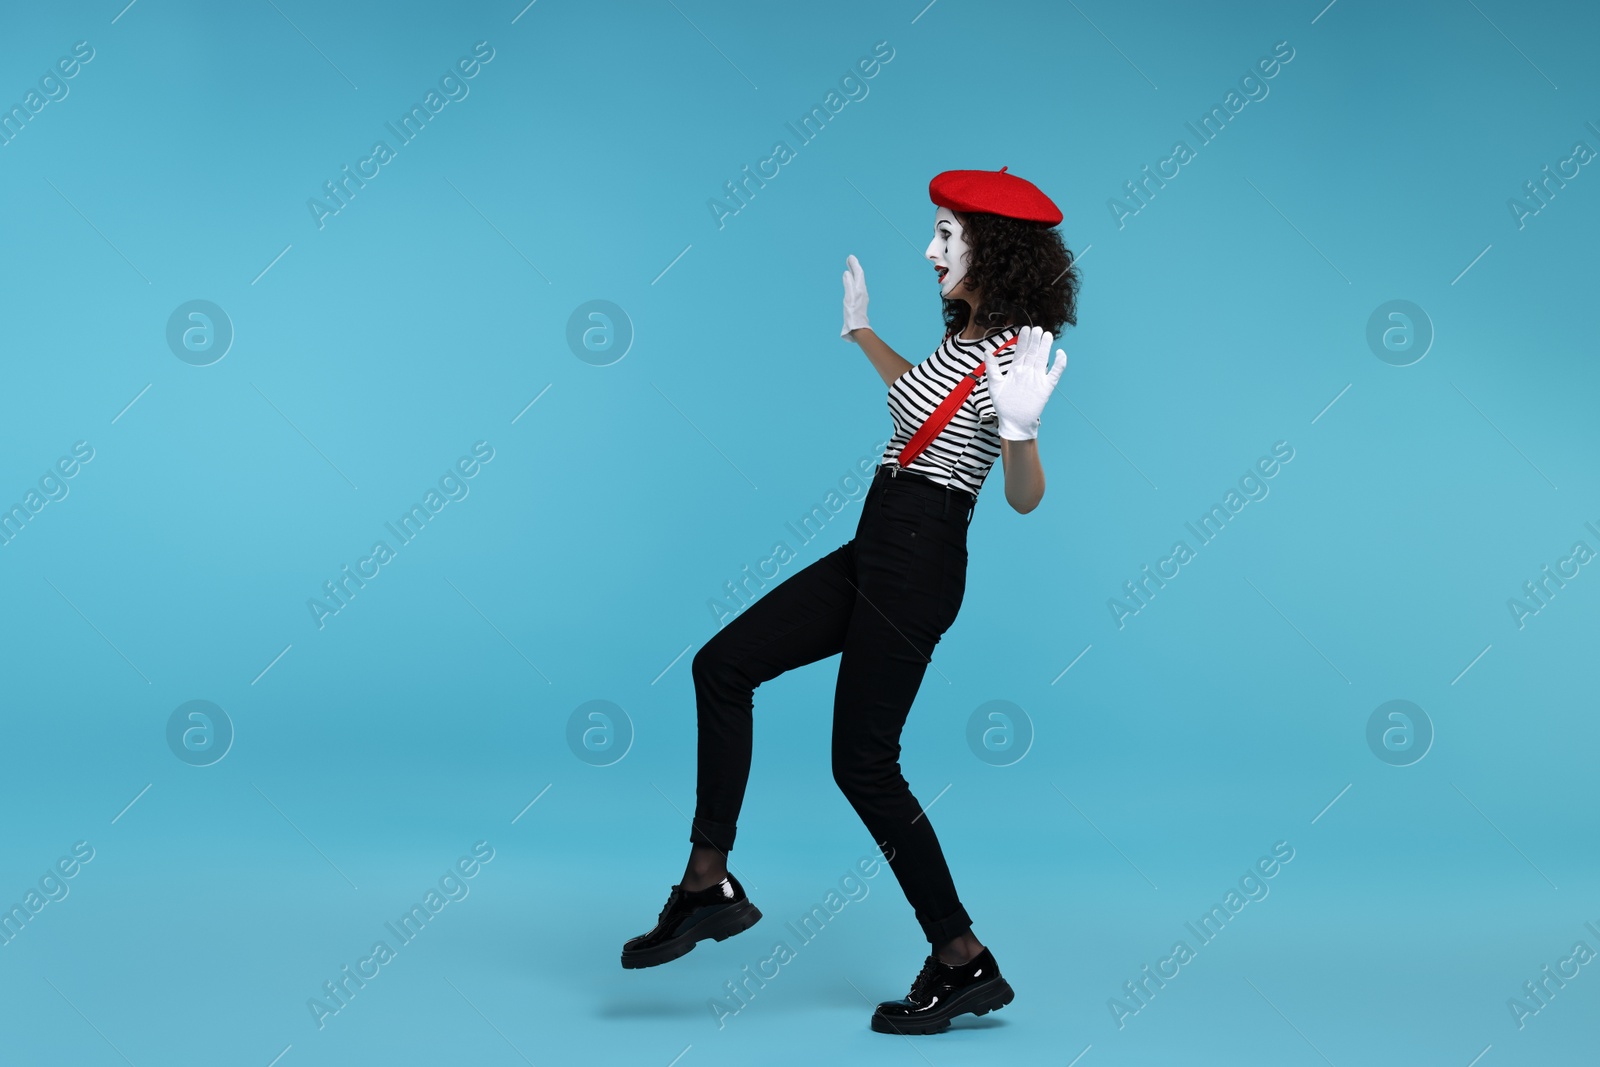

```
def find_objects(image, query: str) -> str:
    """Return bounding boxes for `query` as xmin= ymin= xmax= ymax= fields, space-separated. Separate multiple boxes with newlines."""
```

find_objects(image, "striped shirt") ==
xmin=879 ymin=325 xmax=1021 ymax=497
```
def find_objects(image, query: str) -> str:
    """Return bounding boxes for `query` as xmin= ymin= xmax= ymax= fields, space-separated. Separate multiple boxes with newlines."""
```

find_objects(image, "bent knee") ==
xmin=691 ymin=639 xmax=726 ymax=679
xmin=832 ymin=759 xmax=903 ymax=797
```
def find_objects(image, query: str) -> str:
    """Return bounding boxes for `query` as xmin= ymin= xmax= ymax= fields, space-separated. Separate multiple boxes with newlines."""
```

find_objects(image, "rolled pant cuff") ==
xmin=689 ymin=817 xmax=737 ymax=854
xmin=921 ymin=904 xmax=974 ymax=948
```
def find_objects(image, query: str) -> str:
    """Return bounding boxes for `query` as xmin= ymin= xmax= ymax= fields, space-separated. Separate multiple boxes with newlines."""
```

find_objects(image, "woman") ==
xmin=622 ymin=166 xmax=1080 ymax=1036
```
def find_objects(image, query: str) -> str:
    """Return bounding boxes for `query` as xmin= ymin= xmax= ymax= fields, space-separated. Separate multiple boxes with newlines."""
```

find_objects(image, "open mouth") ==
xmin=934 ymin=266 xmax=948 ymax=283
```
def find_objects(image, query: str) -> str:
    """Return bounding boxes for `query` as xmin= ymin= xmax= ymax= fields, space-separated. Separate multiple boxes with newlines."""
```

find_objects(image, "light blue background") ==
xmin=1 ymin=0 xmax=1596 ymax=1064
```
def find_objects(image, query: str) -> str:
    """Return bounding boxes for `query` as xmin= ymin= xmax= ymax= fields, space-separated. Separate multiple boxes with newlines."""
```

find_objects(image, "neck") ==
xmin=959 ymin=302 xmax=1008 ymax=340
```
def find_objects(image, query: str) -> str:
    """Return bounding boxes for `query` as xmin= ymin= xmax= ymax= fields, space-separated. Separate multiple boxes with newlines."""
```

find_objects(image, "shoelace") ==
xmin=657 ymin=886 xmax=684 ymax=925
xmin=907 ymin=955 xmax=946 ymax=1003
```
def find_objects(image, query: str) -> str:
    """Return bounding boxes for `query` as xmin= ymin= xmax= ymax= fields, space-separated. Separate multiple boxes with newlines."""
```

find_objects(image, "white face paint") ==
xmin=925 ymin=206 xmax=971 ymax=298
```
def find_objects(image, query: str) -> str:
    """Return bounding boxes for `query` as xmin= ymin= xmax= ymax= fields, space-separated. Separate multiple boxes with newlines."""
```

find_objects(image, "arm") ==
xmin=986 ymin=325 xmax=1068 ymax=516
xmin=999 ymin=438 xmax=1045 ymax=514
xmin=840 ymin=255 xmax=913 ymax=386
xmin=849 ymin=327 xmax=914 ymax=388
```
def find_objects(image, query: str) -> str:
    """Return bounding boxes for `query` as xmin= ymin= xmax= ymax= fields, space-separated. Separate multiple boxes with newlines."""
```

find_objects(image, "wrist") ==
xmin=997 ymin=415 xmax=1039 ymax=441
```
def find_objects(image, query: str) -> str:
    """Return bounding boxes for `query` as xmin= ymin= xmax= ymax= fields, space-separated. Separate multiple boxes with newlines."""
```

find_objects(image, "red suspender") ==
xmin=894 ymin=335 xmax=1019 ymax=471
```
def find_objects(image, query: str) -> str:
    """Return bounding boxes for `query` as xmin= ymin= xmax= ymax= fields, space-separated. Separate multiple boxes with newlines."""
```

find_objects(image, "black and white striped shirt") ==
xmin=879 ymin=325 xmax=1020 ymax=497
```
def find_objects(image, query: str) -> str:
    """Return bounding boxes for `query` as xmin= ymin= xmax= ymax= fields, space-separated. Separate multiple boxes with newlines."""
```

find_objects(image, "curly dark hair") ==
xmin=941 ymin=211 xmax=1080 ymax=338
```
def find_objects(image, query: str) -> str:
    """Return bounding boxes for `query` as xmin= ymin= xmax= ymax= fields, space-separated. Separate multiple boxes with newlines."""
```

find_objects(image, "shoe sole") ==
xmin=620 ymin=900 xmax=763 ymax=969
xmin=869 ymin=976 xmax=1015 ymax=1035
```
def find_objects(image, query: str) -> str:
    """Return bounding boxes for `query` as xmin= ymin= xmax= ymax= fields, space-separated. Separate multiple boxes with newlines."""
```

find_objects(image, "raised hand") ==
xmin=985 ymin=325 xmax=1067 ymax=441
xmin=841 ymin=254 xmax=869 ymax=338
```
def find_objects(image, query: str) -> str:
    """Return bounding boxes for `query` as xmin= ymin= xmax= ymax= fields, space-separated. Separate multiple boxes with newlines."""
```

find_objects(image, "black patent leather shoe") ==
xmin=870 ymin=946 xmax=1014 ymax=1034
xmin=620 ymin=873 xmax=762 ymax=969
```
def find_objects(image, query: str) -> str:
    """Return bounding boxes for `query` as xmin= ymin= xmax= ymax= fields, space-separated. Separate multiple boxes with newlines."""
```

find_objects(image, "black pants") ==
xmin=690 ymin=462 xmax=977 ymax=947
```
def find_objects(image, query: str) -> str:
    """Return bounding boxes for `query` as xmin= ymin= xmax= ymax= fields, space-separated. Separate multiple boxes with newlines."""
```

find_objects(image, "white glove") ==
xmin=985 ymin=325 xmax=1067 ymax=440
xmin=841 ymin=254 xmax=869 ymax=338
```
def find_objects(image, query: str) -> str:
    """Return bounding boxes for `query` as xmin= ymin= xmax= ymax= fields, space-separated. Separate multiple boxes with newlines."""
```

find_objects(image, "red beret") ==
xmin=929 ymin=166 xmax=1062 ymax=225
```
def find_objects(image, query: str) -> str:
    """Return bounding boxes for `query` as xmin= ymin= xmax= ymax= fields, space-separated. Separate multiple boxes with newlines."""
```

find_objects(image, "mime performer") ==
xmin=623 ymin=166 xmax=1080 ymax=1036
